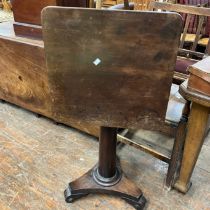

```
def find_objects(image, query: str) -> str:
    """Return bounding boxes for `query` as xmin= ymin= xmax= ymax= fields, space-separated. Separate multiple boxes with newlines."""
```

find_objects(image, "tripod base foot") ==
xmin=64 ymin=165 xmax=146 ymax=210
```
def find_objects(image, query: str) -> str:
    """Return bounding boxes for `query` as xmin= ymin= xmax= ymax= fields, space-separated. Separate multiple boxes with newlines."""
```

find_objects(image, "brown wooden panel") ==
xmin=61 ymin=0 xmax=89 ymax=7
xmin=0 ymin=36 xmax=50 ymax=113
xmin=11 ymin=0 xmax=89 ymax=26
xmin=42 ymin=8 xmax=182 ymax=130
xmin=188 ymin=56 xmax=210 ymax=96
xmin=13 ymin=23 xmax=43 ymax=39
xmin=0 ymin=23 xmax=99 ymax=136
xmin=12 ymin=0 xmax=58 ymax=25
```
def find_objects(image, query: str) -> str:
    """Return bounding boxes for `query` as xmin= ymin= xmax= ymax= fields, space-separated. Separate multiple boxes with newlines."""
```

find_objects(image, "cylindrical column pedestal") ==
xmin=99 ymin=126 xmax=117 ymax=178
xmin=92 ymin=126 xmax=121 ymax=186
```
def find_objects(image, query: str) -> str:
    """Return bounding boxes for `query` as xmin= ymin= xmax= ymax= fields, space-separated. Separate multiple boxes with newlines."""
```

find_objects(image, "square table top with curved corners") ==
xmin=42 ymin=7 xmax=182 ymax=130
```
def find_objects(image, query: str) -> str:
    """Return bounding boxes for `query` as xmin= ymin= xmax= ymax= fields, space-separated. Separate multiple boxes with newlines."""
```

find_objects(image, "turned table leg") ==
xmin=174 ymin=102 xmax=209 ymax=193
xmin=64 ymin=126 xmax=146 ymax=209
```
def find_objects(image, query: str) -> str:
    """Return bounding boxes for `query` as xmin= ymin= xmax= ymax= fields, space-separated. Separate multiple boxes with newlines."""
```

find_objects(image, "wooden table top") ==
xmin=43 ymin=7 xmax=182 ymax=129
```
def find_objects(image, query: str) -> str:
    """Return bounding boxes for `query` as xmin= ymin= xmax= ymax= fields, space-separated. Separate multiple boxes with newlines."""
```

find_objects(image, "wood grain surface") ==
xmin=42 ymin=8 xmax=182 ymax=130
xmin=12 ymin=0 xmax=89 ymax=25
xmin=187 ymin=56 xmax=210 ymax=96
xmin=0 ymin=98 xmax=210 ymax=210
xmin=0 ymin=23 xmax=99 ymax=136
xmin=0 ymin=23 xmax=186 ymax=137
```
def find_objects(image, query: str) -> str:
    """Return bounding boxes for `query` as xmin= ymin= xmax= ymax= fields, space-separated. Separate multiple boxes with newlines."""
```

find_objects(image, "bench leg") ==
xmin=174 ymin=103 xmax=209 ymax=193
xmin=166 ymin=101 xmax=190 ymax=188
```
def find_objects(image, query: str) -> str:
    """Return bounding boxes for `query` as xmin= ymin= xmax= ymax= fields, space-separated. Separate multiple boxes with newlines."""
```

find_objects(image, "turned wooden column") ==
xmin=99 ymin=127 xmax=117 ymax=178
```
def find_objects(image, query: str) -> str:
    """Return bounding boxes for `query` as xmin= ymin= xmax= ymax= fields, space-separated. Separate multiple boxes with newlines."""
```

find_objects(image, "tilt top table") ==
xmin=42 ymin=7 xmax=182 ymax=209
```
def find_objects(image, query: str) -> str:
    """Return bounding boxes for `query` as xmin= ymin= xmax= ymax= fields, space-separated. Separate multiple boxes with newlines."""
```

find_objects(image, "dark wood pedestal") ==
xmin=64 ymin=127 xmax=146 ymax=210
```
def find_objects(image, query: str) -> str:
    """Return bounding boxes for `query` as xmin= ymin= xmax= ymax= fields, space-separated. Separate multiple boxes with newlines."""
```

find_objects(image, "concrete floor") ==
xmin=0 ymin=101 xmax=210 ymax=210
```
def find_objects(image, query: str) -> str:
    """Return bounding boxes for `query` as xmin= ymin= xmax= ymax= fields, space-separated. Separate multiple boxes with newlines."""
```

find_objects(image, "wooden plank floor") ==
xmin=0 ymin=101 xmax=210 ymax=210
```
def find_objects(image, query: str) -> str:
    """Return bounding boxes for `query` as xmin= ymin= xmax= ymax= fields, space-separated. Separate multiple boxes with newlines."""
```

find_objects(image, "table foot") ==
xmin=173 ymin=180 xmax=192 ymax=193
xmin=64 ymin=165 xmax=146 ymax=210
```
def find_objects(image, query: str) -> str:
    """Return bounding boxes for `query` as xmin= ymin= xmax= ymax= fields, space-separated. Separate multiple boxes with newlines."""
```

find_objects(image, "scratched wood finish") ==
xmin=0 ymin=24 xmax=99 ymax=136
xmin=43 ymin=8 xmax=182 ymax=130
xmin=0 ymin=21 xmax=186 ymax=139
xmin=0 ymin=37 xmax=48 ymax=113
xmin=1 ymin=100 xmax=210 ymax=210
